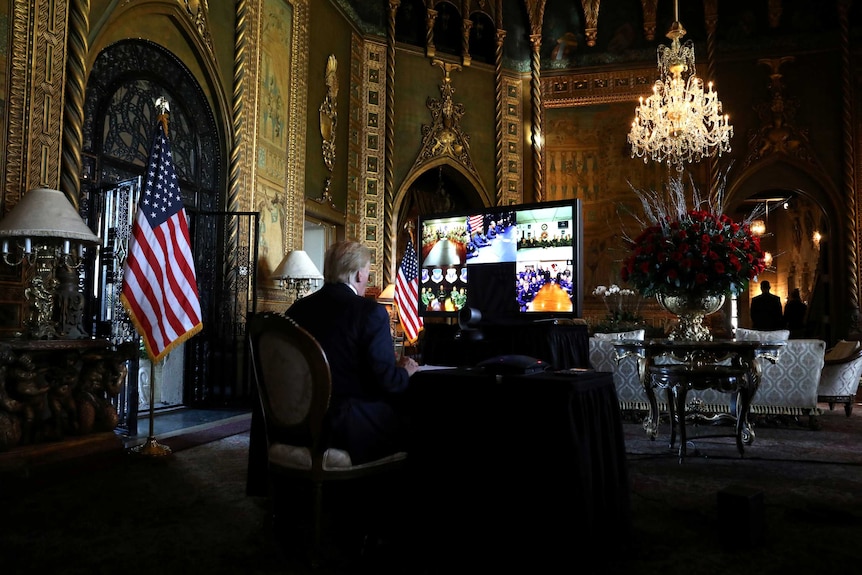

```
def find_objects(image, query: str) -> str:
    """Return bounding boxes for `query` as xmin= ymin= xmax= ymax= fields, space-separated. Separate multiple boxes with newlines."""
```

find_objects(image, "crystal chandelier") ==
xmin=628 ymin=0 xmax=733 ymax=171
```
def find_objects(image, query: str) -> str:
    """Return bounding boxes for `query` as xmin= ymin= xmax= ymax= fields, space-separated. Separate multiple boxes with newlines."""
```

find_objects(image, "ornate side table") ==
xmin=613 ymin=339 xmax=784 ymax=461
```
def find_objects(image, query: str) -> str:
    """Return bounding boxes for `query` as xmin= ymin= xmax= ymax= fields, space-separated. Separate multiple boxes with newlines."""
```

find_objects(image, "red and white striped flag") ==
xmin=395 ymin=239 xmax=423 ymax=343
xmin=467 ymin=214 xmax=483 ymax=235
xmin=121 ymin=117 xmax=202 ymax=363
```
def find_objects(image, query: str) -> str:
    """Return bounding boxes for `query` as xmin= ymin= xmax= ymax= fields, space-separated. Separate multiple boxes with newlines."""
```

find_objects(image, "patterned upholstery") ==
xmin=593 ymin=329 xmax=646 ymax=341
xmin=684 ymin=331 xmax=824 ymax=417
xmin=591 ymin=330 xmax=826 ymax=418
xmin=589 ymin=331 xmax=651 ymax=411
xmin=749 ymin=339 xmax=825 ymax=415
xmin=818 ymin=340 xmax=862 ymax=416
xmin=734 ymin=327 xmax=790 ymax=342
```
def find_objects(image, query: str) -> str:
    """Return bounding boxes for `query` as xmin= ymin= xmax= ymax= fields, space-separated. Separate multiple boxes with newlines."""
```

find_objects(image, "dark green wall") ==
xmin=393 ymin=50 xmax=497 ymax=204
xmin=307 ymin=0 xmax=354 ymax=210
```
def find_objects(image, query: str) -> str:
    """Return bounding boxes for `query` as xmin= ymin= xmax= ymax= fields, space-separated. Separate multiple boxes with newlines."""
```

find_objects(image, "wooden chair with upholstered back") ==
xmin=246 ymin=312 xmax=407 ymax=567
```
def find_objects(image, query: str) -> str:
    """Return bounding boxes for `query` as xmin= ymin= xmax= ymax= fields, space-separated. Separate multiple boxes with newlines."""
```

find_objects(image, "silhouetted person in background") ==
xmin=784 ymin=288 xmax=807 ymax=338
xmin=750 ymin=280 xmax=784 ymax=330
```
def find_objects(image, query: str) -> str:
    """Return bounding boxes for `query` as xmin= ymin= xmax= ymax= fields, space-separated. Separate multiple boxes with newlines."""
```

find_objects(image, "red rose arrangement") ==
xmin=621 ymin=208 xmax=766 ymax=298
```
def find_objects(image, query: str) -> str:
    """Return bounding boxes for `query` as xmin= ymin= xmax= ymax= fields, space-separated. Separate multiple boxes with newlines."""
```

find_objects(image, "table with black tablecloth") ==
xmin=420 ymin=320 xmax=590 ymax=369
xmin=407 ymin=367 xmax=630 ymax=562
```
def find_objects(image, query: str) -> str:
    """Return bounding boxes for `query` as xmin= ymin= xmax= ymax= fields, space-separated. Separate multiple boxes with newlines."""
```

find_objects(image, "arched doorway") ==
xmin=727 ymin=160 xmax=842 ymax=343
xmin=393 ymin=159 xmax=490 ymax=275
xmin=80 ymin=39 xmax=232 ymax=422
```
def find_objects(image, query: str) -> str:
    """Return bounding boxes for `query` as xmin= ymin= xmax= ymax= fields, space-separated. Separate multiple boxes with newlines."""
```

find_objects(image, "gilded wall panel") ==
xmin=3 ymin=1 xmax=33 ymax=208
xmin=360 ymin=38 xmax=386 ymax=287
xmin=0 ymin=2 xmax=8 ymax=200
xmin=244 ymin=0 xmax=308 ymax=301
xmin=544 ymin=103 xmax=665 ymax=298
xmin=501 ymin=74 xmax=522 ymax=205
xmin=345 ymin=33 xmax=362 ymax=245
xmin=254 ymin=180 xmax=290 ymax=280
xmin=256 ymin=0 xmax=291 ymax=186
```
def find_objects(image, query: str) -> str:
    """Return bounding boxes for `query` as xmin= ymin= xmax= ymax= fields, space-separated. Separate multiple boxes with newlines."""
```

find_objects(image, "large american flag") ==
xmin=395 ymin=239 xmax=423 ymax=343
xmin=120 ymin=118 xmax=202 ymax=363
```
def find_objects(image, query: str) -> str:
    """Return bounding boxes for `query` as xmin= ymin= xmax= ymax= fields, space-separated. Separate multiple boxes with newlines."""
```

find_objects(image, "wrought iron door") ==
xmin=86 ymin=178 xmax=142 ymax=432
xmin=184 ymin=210 xmax=259 ymax=406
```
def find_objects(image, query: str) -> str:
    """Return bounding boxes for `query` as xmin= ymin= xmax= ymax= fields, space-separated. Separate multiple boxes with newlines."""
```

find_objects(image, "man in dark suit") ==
xmin=750 ymin=280 xmax=784 ymax=330
xmin=287 ymin=240 xmax=419 ymax=465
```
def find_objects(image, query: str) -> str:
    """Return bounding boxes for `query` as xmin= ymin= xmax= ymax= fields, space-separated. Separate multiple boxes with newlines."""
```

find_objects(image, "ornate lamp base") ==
xmin=130 ymin=437 xmax=172 ymax=457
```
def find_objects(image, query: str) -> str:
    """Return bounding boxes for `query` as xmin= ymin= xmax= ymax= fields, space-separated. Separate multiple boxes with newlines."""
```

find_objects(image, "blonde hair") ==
xmin=324 ymin=241 xmax=371 ymax=284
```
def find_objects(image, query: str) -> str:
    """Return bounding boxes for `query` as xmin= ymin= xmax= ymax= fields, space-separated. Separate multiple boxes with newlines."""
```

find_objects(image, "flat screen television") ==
xmin=417 ymin=198 xmax=583 ymax=324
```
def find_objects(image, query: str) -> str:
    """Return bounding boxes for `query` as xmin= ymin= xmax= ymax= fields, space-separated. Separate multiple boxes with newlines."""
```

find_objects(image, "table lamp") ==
xmin=376 ymin=283 xmax=398 ymax=340
xmin=0 ymin=188 xmax=100 ymax=339
xmin=272 ymin=250 xmax=323 ymax=301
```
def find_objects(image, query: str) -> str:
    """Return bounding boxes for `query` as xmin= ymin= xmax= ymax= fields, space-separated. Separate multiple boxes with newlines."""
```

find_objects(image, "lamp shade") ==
xmin=0 ymin=188 xmax=100 ymax=244
xmin=271 ymin=250 xmax=323 ymax=281
xmin=377 ymin=283 xmax=396 ymax=304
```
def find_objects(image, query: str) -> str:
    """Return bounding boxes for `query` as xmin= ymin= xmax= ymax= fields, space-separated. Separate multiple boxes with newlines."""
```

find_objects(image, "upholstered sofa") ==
xmin=589 ymin=328 xmax=827 ymax=425
xmin=817 ymin=339 xmax=862 ymax=417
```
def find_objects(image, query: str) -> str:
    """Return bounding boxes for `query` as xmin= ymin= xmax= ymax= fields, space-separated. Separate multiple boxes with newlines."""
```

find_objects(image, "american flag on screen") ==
xmin=395 ymin=239 xmax=423 ymax=343
xmin=467 ymin=214 xmax=484 ymax=235
xmin=121 ymin=117 xmax=202 ymax=363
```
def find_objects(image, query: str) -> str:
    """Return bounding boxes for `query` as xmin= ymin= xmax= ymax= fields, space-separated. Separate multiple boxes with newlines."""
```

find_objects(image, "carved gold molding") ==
xmin=501 ymin=74 xmax=523 ymax=206
xmin=240 ymin=0 xmax=308 ymax=306
xmin=410 ymin=59 xmax=481 ymax=182
xmin=29 ymin=1 xmax=69 ymax=190
xmin=542 ymin=67 xmax=657 ymax=108
xmin=319 ymin=54 xmax=338 ymax=202
xmin=181 ymin=0 xmax=214 ymax=53
xmin=358 ymin=38 xmax=387 ymax=288
xmin=3 ymin=1 xmax=69 ymax=206
xmin=3 ymin=0 xmax=34 ymax=211
xmin=345 ymin=34 xmax=362 ymax=246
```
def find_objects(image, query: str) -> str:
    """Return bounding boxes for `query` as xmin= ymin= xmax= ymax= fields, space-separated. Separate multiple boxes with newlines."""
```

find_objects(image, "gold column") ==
xmin=838 ymin=0 xmax=859 ymax=316
xmin=704 ymin=0 xmax=719 ymax=197
xmin=384 ymin=0 xmax=400 ymax=285
xmin=529 ymin=32 xmax=544 ymax=203
xmin=425 ymin=8 xmax=437 ymax=58
xmin=494 ymin=27 xmax=506 ymax=206
xmin=61 ymin=0 xmax=88 ymax=209
xmin=225 ymin=0 xmax=249 ymax=306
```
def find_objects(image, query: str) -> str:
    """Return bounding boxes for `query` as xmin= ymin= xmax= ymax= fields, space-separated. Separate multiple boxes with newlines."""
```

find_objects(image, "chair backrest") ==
xmin=734 ymin=327 xmax=790 ymax=342
xmin=247 ymin=312 xmax=332 ymax=454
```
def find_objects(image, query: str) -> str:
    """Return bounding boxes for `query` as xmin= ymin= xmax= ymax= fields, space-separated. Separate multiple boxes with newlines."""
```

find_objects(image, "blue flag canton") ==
xmin=142 ymin=130 xmax=182 ymax=228
xmin=401 ymin=241 xmax=419 ymax=281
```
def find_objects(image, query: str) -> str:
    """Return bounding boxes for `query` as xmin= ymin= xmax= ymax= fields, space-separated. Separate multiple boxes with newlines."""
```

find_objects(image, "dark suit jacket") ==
xmin=750 ymin=292 xmax=784 ymax=330
xmin=287 ymin=282 xmax=409 ymax=464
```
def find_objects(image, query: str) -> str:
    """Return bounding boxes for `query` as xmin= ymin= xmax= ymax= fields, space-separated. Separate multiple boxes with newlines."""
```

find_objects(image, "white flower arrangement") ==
xmin=593 ymin=284 xmax=643 ymax=324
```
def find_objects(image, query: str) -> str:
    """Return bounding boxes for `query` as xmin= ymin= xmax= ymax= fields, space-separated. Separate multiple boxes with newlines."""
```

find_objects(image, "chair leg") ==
xmin=845 ymin=400 xmax=853 ymax=417
xmin=311 ymin=481 xmax=323 ymax=568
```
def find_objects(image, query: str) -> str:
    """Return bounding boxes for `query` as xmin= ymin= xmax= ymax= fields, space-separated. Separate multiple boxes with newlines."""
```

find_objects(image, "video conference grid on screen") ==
xmin=418 ymin=202 xmax=580 ymax=321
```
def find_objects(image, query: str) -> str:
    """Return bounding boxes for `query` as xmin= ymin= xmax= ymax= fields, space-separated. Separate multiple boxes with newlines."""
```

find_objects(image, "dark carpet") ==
xmin=1 ymin=405 xmax=861 ymax=574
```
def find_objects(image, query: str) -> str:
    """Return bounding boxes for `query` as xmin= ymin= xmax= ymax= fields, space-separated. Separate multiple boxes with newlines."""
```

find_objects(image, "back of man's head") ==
xmin=761 ymin=280 xmax=771 ymax=292
xmin=324 ymin=241 xmax=371 ymax=284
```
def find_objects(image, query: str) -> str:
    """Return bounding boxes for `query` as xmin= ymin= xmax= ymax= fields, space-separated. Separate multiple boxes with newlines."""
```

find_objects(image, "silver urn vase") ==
xmin=656 ymin=292 xmax=726 ymax=341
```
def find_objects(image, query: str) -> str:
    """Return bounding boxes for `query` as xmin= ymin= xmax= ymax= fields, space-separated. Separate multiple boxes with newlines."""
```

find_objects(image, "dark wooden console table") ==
xmin=612 ymin=339 xmax=784 ymax=461
xmin=0 ymin=338 xmax=135 ymax=453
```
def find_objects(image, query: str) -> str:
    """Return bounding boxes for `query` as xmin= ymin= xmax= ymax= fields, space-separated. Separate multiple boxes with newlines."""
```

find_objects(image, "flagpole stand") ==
xmin=130 ymin=358 xmax=172 ymax=457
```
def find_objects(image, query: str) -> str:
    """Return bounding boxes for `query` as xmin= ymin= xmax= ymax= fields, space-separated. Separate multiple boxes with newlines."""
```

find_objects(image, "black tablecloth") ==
xmin=420 ymin=321 xmax=590 ymax=369
xmin=408 ymin=368 xmax=630 ymax=564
